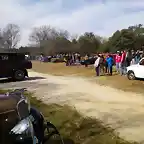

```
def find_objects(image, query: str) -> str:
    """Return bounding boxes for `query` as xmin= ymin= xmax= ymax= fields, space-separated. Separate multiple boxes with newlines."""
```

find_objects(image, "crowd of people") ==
xmin=94 ymin=50 xmax=144 ymax=76
xmin=94 ymin=54 xmax=113 ymax=76
xmin=39 ymin=49 xmax=144 ymax=77
xmin=63 ymin=53 xmax=81 ymax=66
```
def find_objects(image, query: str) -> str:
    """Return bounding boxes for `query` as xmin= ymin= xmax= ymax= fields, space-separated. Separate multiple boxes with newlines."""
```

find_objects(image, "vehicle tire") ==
xmin=127 ymin=70 xmax=136 ymax=80
xmin=13 ymin=70 xmax=25 ymax=81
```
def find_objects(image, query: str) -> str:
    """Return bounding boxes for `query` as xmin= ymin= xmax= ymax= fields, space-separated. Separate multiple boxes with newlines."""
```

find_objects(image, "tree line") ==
xmin=1 ymin=23 xmax=144 ymax=55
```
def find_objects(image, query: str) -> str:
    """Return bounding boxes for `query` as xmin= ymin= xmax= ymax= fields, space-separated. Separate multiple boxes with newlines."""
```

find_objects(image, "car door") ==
xmin=0 ymin=55 xmax=9 ymax=78
xmin=0 ymin=56 xmax=4 ymax=77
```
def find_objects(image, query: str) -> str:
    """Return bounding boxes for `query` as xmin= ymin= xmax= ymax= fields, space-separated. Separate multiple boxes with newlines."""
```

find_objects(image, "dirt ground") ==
xmin=32 ymin=61 xmax=144 ymax=93
xmin=2 ymin=61 xmax=143 ymax=143
xmin=0 ymin=88 xmax=134 ymax=144
xmin=21 ymin=71 xmax=144 ymax=143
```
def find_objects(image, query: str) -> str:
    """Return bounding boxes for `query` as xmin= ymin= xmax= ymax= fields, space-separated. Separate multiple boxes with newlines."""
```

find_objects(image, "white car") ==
xmin=127 ymin=58 xmax=144 ymax=80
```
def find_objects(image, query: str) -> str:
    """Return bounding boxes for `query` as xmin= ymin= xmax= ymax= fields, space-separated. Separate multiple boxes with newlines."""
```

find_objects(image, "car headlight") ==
xmin=10 ymin=117 xmax=36 ymax=142
xmin=11 ymin=118 xmax=33 ymax=134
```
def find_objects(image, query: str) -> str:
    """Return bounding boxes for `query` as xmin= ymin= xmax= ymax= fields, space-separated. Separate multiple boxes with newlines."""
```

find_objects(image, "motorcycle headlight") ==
xmin=10 ymin=117 xmax=35 ymax=142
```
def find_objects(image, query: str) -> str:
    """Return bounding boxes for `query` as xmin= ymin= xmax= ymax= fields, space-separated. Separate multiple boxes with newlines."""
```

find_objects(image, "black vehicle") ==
xmin=0 ymin=88 xmax=64 ymax=144
xmin=0 ymin=53 xmax=32 ymax=81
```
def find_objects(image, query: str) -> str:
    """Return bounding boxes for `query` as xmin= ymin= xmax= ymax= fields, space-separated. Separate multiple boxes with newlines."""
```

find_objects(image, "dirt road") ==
xmin=0 ymin=71 xmax=144 ymax=143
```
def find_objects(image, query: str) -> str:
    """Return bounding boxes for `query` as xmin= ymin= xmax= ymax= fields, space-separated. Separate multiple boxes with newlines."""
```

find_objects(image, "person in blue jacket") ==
xmin=106 ymin=55 xmax=114 ymax=75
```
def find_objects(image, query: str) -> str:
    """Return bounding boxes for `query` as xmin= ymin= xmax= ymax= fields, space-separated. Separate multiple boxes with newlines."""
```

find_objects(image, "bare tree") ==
xmin=56 ymin=29 xmax=69 ymax=39
xmin=29 ymin=25 xmax=69 ymax=44
xmin=70 ymin=34 xmax=78 ymax=41
xmin=2 ymin=23 xmax=20 ymax=48
xmin=0 ymin=29 xmax=5 ymax=48
xmin=29 ymin=25 xmax=71 ymax=54
xmin=70 ymin=34 xmax=78 ymax=44
xmin=29 ymin=25 xmax=54 ymax=45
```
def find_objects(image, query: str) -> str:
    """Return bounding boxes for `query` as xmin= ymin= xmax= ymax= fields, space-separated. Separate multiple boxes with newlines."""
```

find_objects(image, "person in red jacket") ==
xmin=115 ymin=51 xmax=121 ymax=73
xmin=120 ymin=50 xmax=126 ymax=75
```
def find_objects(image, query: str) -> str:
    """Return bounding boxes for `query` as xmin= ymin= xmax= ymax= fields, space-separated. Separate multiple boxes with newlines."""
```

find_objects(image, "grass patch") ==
xmin=32 ymin=61 xmax=94 ymax=77
xmin=32 ymin=61 xmax=144 ymax=94
xmin=95 ymin=75 xmax=144 ymax=93
xmin=0 ymin=89 xmax=138 ymax=144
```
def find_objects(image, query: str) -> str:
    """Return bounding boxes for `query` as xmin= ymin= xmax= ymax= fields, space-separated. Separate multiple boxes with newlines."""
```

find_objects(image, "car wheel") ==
xmin=13 ymin=70 xmax=25 ymax=81
xmin=127 ymin=71 xmax=135 ymax=80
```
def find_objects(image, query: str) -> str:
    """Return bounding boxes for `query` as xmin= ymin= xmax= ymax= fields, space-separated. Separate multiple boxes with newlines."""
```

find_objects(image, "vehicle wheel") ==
xmin=127 ymin=71 xmax=135 ymax=80
xmin=13 ymin=70 xmax=25 ymax=81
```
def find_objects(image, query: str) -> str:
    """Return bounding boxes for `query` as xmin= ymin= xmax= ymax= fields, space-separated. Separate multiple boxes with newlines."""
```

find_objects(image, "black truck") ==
xmin=0 ymin=53 xmax=32 ymax=81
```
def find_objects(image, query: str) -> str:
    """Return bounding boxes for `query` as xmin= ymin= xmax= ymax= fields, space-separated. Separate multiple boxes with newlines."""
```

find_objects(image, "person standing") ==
xmin=130 ymin=50 xmax=136 ymax=65
xmin=65 ymin=54 xmax=69 ymax=66
xmin=99 ymin=55 xmax=105 ymax=75
xmin=120 ymin=50 xmax=126 ymax=75
xmin=105 ymin=54 xmax=109 ymax=73
xmin=135 ymin=50 xmax=141 ymax=64
xmin=94 ymin=55 xmax=101 ymax=76
xmin=125 ymin=50 xmax=132 ymax=66
xmin=78 ymin=53 xmax=81 ymax=62
xmin=106 ymin=55 xmax=114 ymax=76
xmin=115 ymin=51 xmax=121 ymax=73
xmin=72 ymin=53 xmax=75 ymax=64
xmin=84 ymin=54 xmax=88 ymax=67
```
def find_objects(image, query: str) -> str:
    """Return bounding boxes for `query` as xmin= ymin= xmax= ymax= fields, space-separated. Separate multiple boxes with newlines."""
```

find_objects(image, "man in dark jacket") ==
xmin=125 ymin=50 xmax=132 ymax=67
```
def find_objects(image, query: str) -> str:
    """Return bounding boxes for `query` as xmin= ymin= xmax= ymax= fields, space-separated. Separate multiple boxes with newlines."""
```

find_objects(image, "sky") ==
xmin=1 ymin=0 xmax=144 ymax=46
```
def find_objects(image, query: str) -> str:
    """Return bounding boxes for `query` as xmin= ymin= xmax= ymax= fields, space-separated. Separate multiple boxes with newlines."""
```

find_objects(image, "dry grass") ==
xmin=32 ymin=61 xmax=144 ymax=93
xmin=95 ymin=75 xmax=144 ymax=93
xmin=32 ymin=61 xmax=94 ymax=76
xmin=0 ymin=89 xmax=138 ymax=144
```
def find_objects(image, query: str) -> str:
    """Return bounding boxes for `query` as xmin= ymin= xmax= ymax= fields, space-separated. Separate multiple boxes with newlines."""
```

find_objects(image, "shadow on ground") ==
xmin=0 ymin=76 xmax=46 ymax=83
xmin=25 ymin=76 xmax=46 ymax=81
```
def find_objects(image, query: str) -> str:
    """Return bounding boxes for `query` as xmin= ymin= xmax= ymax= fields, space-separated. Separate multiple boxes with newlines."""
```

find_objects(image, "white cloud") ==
xmin=0 ymin=0 xmax=144 ymax=46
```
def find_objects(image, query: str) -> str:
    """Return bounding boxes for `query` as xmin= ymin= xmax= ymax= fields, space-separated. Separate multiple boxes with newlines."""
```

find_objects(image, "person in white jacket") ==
xmin=94 ymin=55 xmax=101 ymax=76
